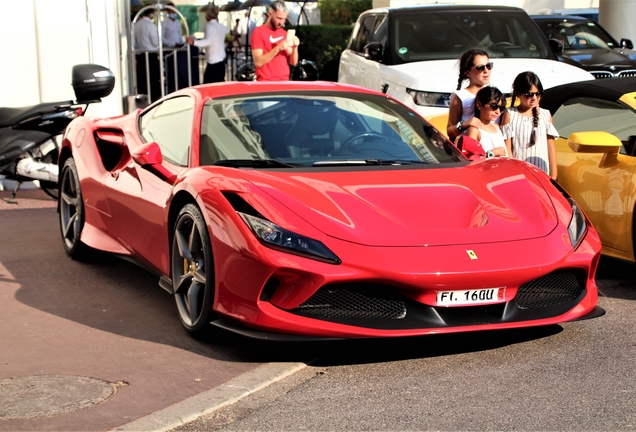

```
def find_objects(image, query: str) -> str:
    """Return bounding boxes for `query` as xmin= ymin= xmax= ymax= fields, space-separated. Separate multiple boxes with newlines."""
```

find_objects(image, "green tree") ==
xmin=318 ymin=0 xmax=372 ymax=25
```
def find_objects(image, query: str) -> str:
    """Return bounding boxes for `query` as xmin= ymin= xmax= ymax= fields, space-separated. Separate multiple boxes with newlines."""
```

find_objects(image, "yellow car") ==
xmin=540 ymin=77 xmax=636 ymax=261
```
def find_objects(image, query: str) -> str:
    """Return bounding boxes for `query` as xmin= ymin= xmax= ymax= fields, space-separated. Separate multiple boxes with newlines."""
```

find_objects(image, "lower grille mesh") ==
xmin=516 ymin=271 xmax=583 ymax=309
xmin=293 ymin=287 xmax=407 ymax=320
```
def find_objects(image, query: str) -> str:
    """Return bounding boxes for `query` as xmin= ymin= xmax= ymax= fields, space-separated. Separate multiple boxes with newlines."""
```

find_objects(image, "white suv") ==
xmin=338 ymin=5 xmax=594 ymax=118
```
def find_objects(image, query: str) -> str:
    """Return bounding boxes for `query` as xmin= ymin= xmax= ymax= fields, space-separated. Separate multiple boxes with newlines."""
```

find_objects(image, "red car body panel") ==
xmin=58 ymin=82 xmax=602 ymax=338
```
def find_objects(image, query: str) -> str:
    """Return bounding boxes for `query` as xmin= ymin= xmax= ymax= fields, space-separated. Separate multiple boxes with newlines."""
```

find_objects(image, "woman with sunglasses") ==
xmin=447 ymin=49 xmax=493 ymax=142
xmin=465 ymin=86 xmax=508 ymax=158
xmin=501 ymin=71 xmax=559 ymax=180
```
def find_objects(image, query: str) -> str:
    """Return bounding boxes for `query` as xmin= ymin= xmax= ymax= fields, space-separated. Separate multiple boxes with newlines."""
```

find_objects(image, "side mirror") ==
xmin=131 ymin=142 xmax=177 ymax=184
xmin=363 ymin=42 xmax=383 ymax=61
xmin=456 ymin=135 xmax=486 ymax=160
xmin=568 ymin=131 xmax=622 ymax=168
xmin=548 ymin=38 xmax=565 ymax=54
xmin=621 ymin=38 xmax=634 ymax=50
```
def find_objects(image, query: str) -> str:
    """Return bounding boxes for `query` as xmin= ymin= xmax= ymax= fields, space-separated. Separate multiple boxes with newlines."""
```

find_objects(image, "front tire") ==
xmin=171 ymin=204 xmax=215 ymax=335
xmin=58 ymin=158 xmax=89 ymax=259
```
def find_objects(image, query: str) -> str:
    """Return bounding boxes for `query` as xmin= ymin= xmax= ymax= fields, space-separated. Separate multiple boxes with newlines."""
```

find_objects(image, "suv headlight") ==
xmin=567 ymin=197 xmax=587 ymax=249
xmin=406 ymin=89 xmax=451 ymax=108
xmin=239 ymin=212 xmax=341 ymax=264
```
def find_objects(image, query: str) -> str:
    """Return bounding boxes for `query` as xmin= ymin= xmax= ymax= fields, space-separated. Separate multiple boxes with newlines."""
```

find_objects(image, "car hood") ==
xmin=385 ymin=58 xmax=594 ymax=92
xmin=562 ymin=48 xmax=636 ymax=69
xmin=238 ymin=160 xmax=559 ymax=247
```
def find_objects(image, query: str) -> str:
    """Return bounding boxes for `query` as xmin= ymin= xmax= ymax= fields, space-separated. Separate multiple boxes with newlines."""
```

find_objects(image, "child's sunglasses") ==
xmin=524 ymin=91 xmax=542 ymax=98
xmin=473 ymin=62 xmax=494 ymax=72
xmin=488 ymin=103 xmax=506 ymax=111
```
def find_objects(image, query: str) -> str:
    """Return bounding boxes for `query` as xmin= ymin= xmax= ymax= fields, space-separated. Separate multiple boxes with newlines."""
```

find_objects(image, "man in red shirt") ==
xmin=250 ymin=0 xmax=300 ymax=81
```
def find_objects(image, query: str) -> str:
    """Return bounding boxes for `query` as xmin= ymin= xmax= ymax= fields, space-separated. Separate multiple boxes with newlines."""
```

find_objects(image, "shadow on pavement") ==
xmin=595 ymin=256 xmax=636 ymax=302
xmin=3 ymin=207 xmax=599 ymax=367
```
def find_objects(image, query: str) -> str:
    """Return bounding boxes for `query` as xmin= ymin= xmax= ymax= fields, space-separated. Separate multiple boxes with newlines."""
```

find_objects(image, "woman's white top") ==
xmin=501 ymin=107 xmax=559 ymax=175
xmin=453 ymin=89 xmax=476 ymax=122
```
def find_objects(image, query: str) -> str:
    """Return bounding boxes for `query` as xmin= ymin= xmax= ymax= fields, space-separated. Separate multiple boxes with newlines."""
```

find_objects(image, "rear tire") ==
xmin=58 ymin=158 xmax=90 ymax=259
xmin=171 ymin=204 xmax=216 ymax=335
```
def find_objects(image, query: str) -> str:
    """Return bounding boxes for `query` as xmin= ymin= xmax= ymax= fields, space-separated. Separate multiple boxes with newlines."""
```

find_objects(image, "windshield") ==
xmin=534 ymin=19 xmax=618 ymax=50
xmin=392 ymin=9 xmax=553 ymax=63
xmin=199 ymin=92 xmax=462 ymax=167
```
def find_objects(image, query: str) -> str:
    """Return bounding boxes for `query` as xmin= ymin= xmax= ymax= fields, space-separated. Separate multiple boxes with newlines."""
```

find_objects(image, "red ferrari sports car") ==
xmin=58 ymin=81 xmax=603 ymax=339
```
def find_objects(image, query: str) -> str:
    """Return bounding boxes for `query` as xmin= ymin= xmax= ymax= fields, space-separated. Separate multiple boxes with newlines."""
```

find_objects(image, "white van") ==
xmin=338 ymin=5 xmax=595 ymax=118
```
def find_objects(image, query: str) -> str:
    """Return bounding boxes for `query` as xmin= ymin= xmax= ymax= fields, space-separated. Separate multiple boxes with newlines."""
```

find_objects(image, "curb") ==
xmin=111 ymin=362 xmax=307 ymax=431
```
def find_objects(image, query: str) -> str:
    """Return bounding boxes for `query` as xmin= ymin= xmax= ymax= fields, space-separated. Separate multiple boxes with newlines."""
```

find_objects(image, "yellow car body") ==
xmin=425 ymin=79 xmax=636 ymax=262
xmin=550 ymin=90 xmax=636 ymax=262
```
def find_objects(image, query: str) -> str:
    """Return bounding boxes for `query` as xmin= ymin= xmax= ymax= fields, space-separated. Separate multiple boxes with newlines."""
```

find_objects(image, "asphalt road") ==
xmin=173 ymin=258 xmax=636 ymax=431
xmin=2 ymin=190 xmax=635 ymax=431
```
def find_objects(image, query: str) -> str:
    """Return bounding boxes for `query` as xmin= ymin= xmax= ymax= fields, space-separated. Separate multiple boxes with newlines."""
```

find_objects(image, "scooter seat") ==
xmin=0 ymin=101 xmax=73 ymax=128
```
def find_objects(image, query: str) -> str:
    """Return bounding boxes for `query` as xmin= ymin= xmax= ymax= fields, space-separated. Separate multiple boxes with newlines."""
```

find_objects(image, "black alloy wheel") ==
xmin=171 ymin=204 xmax=215 ymax=334
xmin=59 ymin=158 xmax=89 ymax=258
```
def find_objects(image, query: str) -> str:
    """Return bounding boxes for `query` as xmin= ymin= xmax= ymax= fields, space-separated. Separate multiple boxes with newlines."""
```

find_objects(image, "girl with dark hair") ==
xmin=447 ymin=48 xmax=492 ymax=142
xmin=465 ymin=86 xmax=508 ymax=158
xmin=501 ymin=71 xmax=558 ymax=179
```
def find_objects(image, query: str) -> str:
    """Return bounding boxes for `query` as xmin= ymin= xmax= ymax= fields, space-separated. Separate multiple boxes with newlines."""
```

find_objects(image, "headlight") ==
xmin=406 ymin=89 xmax=451 ymax=108
xmin=239 ymin=212 xmax=341 ymax=264
xmin=566 ymin=197 xmax=586 ymax=249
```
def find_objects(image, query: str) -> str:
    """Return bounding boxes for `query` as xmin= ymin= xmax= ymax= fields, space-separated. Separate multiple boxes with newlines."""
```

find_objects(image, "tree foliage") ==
xmin=318 ymin=0 xmax=372 ymax=25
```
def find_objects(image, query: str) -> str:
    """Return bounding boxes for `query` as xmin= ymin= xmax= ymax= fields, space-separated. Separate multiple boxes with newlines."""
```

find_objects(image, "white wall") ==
xmin=1 ymin=0 xmax=124 ymax=117
xmin=599 ymin=0 xmax=636 ymax=44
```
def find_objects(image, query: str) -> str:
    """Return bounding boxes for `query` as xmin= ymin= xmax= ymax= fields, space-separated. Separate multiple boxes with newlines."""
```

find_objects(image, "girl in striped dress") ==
xmin=501 ymin=71 xmax=559 ymax=180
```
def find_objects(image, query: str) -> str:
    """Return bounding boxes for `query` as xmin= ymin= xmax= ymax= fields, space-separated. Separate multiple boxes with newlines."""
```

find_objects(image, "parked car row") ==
xmin=50 ymin=4 xmax=636 ymax=342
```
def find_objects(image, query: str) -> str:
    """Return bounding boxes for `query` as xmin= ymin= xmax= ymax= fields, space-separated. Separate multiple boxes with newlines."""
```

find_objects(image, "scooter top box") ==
xmin=72 ymin=64 xmax=115 ymax=103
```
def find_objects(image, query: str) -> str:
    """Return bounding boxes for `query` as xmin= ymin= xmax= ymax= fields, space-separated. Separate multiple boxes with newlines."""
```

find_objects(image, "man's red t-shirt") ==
xmin=250 ymin=25 xmax=290 ymax=81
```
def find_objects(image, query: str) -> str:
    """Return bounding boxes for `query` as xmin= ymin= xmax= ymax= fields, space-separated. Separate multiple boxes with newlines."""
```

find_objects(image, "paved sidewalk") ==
xmin=0 ymin=194 xmax=303 ymax=431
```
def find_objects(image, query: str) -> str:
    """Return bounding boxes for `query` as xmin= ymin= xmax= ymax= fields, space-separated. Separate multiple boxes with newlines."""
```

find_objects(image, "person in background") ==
xmin=236 ymin=11 xmax=256 ymax=48
xmin=162 ymin=2 xmax=184 ymax=48
xmin=186 ymin=3 xmax=229 ymax=83
xmin=447 ymin=48 xmax=492 ymax=142
xmin=465 ymin=86 xmax=508 ymax=158
xmin=501 ymin=71 xmax=558 ymax=180
xmin=250 ymin=0 xmax=299 ymax=81
xmin=133 ymin=8 xmax=158 ymax=51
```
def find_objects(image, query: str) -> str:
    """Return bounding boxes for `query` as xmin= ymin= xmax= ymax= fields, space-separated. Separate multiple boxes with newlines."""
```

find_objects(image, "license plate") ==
xmin=437 ymin=288 xmax=504 ymax=306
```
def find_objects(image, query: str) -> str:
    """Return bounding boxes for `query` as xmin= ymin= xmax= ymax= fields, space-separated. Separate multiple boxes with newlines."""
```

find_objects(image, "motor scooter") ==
xmin=0 ymin=64 xmax=115 ymax=202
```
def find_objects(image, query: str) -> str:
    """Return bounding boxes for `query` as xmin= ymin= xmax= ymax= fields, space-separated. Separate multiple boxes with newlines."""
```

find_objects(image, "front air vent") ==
xmin=292 ymin=285 xmax=407 ymax=320
xmin=515 ymin=271 xmax=583 ymax=309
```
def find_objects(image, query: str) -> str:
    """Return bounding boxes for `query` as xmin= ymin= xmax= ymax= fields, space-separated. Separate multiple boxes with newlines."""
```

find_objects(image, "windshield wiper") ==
xmin=313 ymin=159 xmax=429 ymax=166
xmin=214 ymin=159 xmax=301 ymax=168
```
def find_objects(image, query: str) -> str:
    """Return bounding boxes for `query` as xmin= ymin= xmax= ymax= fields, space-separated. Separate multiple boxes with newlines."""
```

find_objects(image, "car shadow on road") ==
xmin=3 ymin=208 xmax=607 ymax=367
xmin=595 ymin=256 xmax=636 ymax=301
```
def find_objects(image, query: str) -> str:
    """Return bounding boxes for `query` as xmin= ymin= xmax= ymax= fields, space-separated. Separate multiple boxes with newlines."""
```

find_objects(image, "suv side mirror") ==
xmin=363 ymin=42 xmax=383 ymax=61
xmin=548 ymin=39 xmax=564 ymax=54
xmin=621 ymin=38 xmax=634 ymax=50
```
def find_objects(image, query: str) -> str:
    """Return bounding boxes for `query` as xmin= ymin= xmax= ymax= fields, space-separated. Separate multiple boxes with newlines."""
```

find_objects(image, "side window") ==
xmin=140 ymin=96 xmax=194 ymax=166
xmin=373 ymin=15 xmax=388 ymax=49
xmin=350 ymin=15 xmax=377 ymax=53
xmin=552 ymin=97 xmax=636 ymax=145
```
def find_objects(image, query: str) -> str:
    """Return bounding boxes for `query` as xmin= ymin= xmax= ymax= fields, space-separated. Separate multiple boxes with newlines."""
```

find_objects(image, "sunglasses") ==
xmin=524 ymin=91 xmax=542 ymax=98
xmin=488 ymin=102 xmax=506 ymax=111
xmin=473 ymin=62 xmax=494 ymax=72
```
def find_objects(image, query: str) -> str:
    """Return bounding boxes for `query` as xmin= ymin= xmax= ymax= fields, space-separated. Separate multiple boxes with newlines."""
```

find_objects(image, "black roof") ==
xmin=366 ymin=4 xmax=525 ymax=15
xmin=531 ymin=15 xmax=591 ymax=22
xmin=542 ymin=77 xmax=636 ymax=114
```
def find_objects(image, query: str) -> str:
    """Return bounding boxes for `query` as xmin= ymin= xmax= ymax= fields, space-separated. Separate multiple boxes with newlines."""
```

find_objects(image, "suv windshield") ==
xmin=392 ymin=9 xmax=553 ymax=63
xmin=199 ymin=92 xmax=462 ymax=167
xmin=534 ymin=19 xmax=618 ymax=50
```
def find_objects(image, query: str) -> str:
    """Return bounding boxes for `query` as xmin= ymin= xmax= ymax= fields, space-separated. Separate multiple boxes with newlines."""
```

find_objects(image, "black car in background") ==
xmin=532 ymin=15 xmax=636 ymax=78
